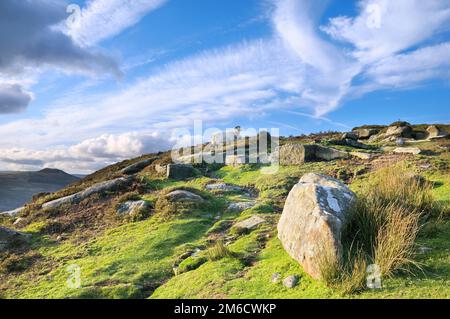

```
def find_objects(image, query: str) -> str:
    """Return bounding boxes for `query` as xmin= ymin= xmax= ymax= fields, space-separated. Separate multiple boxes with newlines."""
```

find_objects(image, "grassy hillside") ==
xmin=0 ymin=134 xmax=449 ymax=299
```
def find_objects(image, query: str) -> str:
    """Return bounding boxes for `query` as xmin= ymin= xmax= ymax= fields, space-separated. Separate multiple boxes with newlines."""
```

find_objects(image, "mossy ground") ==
xmin=1 ymin=141 xmax=449 ymax=299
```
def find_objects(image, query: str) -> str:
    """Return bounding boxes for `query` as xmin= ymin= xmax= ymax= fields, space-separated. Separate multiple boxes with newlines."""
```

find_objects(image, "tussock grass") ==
xmin=323 ymin=164 xmax=440 ymax=294
xmin=207 ymin=240 xmax=233 ymax=261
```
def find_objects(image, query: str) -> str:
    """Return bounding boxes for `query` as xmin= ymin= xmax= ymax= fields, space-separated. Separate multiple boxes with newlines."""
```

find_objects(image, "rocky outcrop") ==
xmin=0 ymin=226 xmax=30 ymax=251
xmin=117 ymin=200 xmax=150 ymax=215
xmin=427 ymin=125 xmax=448 ymax=139
xmin=353 ymin=128 xmax=380 ymax=139
xmin=393 ymin=147 xmax=422 ymax=155
xmin=277 ymin=144 xmax=348 ymax=165
xmin=385 ymin=125 xmax=413 ymax=138
xmin=0 ymin=206 xmax=24 ymax=217
xmin=277 ymin=173 xmax=356 ymax=280
xmin=341 ymin=132 xmax=358 ymax=140
xmin=166 ymin=164 xmax=198 ymax=180
xmin=155 ymin=164 xmax=167 ymax=175
xmin=233 ymin=215 xmax=265 ymax=231
xmin=42 ymin=177 xmax=132 ymax=209
xmin=165 ymin=190 xmax=204 ymax=202
xmin=121 ymin=158 xmax=156 ymax=175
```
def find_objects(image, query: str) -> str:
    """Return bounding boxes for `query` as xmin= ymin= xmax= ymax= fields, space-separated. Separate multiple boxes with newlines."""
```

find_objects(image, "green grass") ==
xmin=2 ymin=146 xmax=449 ymax=299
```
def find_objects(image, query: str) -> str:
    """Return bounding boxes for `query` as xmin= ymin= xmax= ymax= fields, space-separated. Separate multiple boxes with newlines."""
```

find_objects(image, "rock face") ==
xmin=165 ymin=190 xmax=204 ymax=202
xmin=166 ymin=164 xmax=198 ymax=180
xmin=117 ymin=200 xmax=150 ymax=215
xmin=278 ymin=144 xmax=348 ymax=165
xmin=341 ymin=132 xmax=358 ymax=140
xmin=121 ymin=158 xmax=156 ymax=175
xmin=0 ymin=226 xmax=30 ymax=251
xmin=234 ymin=216 xmax=265 ymax=231
xmin=277 ymin=173 xmax=356 ymax=280
xmin=393 ymin=147 xmax=422 ymax=155
xmin=42 ymin=177 xmax=132 ymax=209
xmin=427 ymin=125 xmax=448 ymax=139
xmin=330 ymin=138 xmax=371 ymax=150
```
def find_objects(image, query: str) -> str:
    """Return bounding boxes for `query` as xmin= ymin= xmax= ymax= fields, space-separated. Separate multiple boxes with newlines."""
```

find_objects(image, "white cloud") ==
xmin=0 ymin=131 xmax=173 ymax=173
xmin=66 ymin=0 xmax=168 ymax=47
xmin=322 ymin=0 xmax=450 ymax=63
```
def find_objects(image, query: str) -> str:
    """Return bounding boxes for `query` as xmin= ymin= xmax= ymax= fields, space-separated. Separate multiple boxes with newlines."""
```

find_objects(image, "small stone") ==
xmin=393 ymin=147 xmax=422 ymax=155
xmin=165 ymin=190 xmax=204 ymax=202
xmin=227 ymin=201 xmax=256 ymax=212
xmin=234 ymin=216 xmax=265 ymax=231
xmin=271 ymin=273 xmax=281 ymax=283
xmin=417 ymin=246 xmax=433 ymax=254
xmin=282 ymin=275 xmax=299 ymax=288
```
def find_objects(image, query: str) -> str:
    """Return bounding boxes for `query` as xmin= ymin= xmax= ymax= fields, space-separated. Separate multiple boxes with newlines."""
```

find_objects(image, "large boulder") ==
xmin=353 ymin=128 xmax=380 ymax=139
xmin=277 ymin=173 xmax=356 ymax=280
xmin=278 ymin=144 xmax=348 ymax=165
xmin=385 ymin=125 xmax=413 ymax=138
xmin=166 ymin=164 xmax=198 ymax=180
xmin=0 ymin=226 xmax=30 ymax=251
xmin=121 ymin=158 xmax=156 ymax=175
xmin=42 ymin=177 xmax=132 ymax=209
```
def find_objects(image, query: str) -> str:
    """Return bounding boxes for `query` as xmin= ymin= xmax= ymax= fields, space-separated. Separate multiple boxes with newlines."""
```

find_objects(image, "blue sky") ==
xmin=0 ymin=0 xmax=449 ymax=173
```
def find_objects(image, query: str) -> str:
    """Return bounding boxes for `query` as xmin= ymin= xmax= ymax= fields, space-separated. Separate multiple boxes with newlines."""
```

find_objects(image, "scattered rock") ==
xmin=167 ymin=164 xmax=198 ymax=180
xmin=0 ymin=206 xmax=24 ymax=217
xmin=271 ymin=273 xmax=281 ymax=283
xmin=117 ymin=200 xmax=150 ymax=215
xmin=234 ymin=216 xmax=265 ymax=231
xmin=205 ymin=183 xmax=244 ymax=192
xmin=43 ymin=177 xmax=132 ymax=209
xmin=393 ymin=147 xmax=422 ymax=155
xmin=277 ymin=173 xmax=356 ymax=280
xmin=165 ymin=190 xmax=204 ymax=202
xmin=282 ymin=275 xmax=299 ymax=288
xmin=121 ymin=158 xmax=156 ymax=175
xmin=13 ymin=217 xmax=25 ymax=226
xmin=227 ymin=201 xmax=256 ymax=212
xmin=155 ymin=164 xmax=167 ymax=175
xmin=350 ymin=152 xmax=376 ymax=160
xmin=0 ymin=226 xmax=30 ymax=251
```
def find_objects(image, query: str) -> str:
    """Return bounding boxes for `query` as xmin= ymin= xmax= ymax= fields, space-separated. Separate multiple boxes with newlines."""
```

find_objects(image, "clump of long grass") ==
xmin=322 ymin=163 xmax=438 ymax=294
xmin=206 ymin=240 xmax=233 ymax=261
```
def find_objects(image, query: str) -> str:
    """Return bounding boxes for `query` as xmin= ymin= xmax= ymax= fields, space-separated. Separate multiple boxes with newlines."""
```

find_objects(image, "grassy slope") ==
xmin=1 ymin=143 xmax=449 ymax=299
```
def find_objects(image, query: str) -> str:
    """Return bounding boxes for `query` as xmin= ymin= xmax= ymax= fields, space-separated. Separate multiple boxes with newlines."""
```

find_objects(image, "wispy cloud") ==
xmin=66 ymin=0 xmax=169 ymax=47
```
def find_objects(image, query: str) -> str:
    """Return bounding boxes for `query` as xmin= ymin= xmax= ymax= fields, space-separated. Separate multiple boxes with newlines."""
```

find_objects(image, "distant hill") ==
xmin=0 ymin=168 xmax=79 ymax=212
